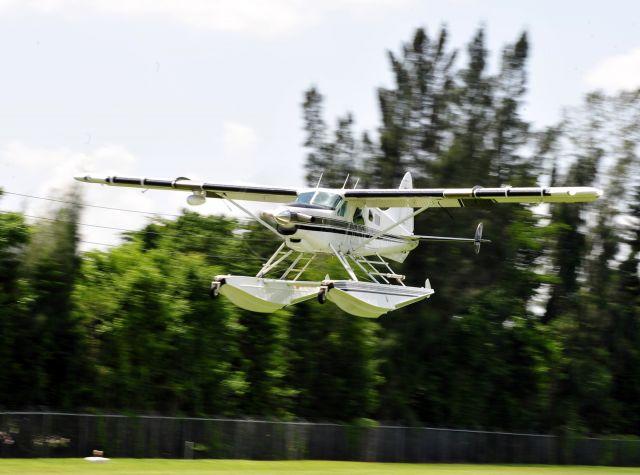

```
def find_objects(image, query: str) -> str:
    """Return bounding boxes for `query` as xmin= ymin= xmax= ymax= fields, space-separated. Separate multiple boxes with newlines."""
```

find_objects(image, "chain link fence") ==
xmin=1 ymin=412 xmax=639 ymax=465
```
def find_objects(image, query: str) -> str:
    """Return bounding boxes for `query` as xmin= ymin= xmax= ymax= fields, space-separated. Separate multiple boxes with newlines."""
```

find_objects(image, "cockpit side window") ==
xmin=337 ymin=201 xmax=348 ymax=217
xmin=353 ymin=208 xmax=365 ymax=225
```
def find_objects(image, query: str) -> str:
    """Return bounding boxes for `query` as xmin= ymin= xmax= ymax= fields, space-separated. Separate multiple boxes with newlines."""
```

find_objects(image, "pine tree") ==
xmin=302 ymin=88 xmax=361 ymax=188
xmin=543 ymin=93 xmax=615 ymax=324
xmin=302 ymin=87 xmax=331 ymax=187
xmin=374 ymin=27 xmax=456 ymax=187
xmin=609 ymin=184 xmax=640 ymax=432
xmin=492 ymin=32 xmax=530 ymax=184
xmin=541 ymin=90 xmax=640 ymax=433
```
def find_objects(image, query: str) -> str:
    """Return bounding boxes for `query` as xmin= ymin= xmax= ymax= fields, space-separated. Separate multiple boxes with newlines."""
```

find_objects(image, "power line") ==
xmin=0 ymin=197 xmax=329 ymax=289
xmin=3 ymin=189 xmax=265 ymax=226
xmin=18 ymin=213 xmax=143 ymax=233
xmin=31 ymin=230 xmax=120 ymax=248
xmin=30 ymin=229 xmax=267 ymax=262
xmin=0 ymin=191 xmax=297 ymax=264
xmin=0 ymin=189 xmax=280 ymax=243
xmin=3 ymin=190 xmax=183 ymax=218
xmin=6 ymin=211 xmax=277 ymax=244
xmin=79 ymin=239 xmax=118 ymax=248
xmin=2 ymin=215 xmax=303 ymax=292
xmin=12 ymin=238 xmax=240 ymax=297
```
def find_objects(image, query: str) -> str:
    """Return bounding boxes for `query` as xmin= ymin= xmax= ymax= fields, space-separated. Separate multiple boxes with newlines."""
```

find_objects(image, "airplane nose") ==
xmin=274 ymin=209 xmax=292 ymax=224
xmin=260 ymin=211 xmax=274 ymax=221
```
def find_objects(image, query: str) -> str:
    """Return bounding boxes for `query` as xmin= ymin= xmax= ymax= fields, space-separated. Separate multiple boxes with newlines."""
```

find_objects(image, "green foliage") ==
xmin=0 ymin=188 xmax=87 ymax=409
xmin=0 ymin=190 xmax=32 ymax=407
xmin=286 ymin=303 xmax=380 ymax=421
xmin=73 ymin=217 xmax=273 ymax=415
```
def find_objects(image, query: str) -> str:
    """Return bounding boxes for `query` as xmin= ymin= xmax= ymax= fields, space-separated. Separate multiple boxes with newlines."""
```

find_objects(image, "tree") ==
xmin=374 ymin=27 xmax=456 ymax=187
xmin=609 ymin=184 xmax=640 ymax=432
xmin=364 ymin=28 xmax=548 ymax=429
xmin=74 ymin=214 xmax=254 ymax=415
xmin=14 ymin=188 xmax=87 ymax=408
xmin=0 ymin=189 xmax=31 ymax=408
xmin=302 ymin=87 xmax=332 ymax=187
xmin=302 ymin=88 xmax=360 ymax=188
xmin=286 ymin=302 xmax=380 ymax=421
xmin=491 ymin=32 xmax=530 ymax=184
xmin=542 ymin=90 xmax=640 ymax=433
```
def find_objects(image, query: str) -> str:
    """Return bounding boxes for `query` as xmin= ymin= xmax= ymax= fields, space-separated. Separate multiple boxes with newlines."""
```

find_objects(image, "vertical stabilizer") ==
xmin=388 ymin=172 xmax=414 ymax=235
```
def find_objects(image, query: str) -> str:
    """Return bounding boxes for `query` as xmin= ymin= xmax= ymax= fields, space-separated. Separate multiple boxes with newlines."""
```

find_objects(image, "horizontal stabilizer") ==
xmin=412 ymin=235 xmax=491 ymax=243
xmin=410 ymin=223 xmax=489 ymax=254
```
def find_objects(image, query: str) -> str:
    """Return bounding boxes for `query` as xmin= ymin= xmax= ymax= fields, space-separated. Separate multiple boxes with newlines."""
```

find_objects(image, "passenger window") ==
xmin=353 ymin=208 xmax=364 ymax=225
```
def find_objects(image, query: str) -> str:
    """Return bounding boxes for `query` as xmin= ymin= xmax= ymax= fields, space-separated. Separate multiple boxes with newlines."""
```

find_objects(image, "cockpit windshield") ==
xmin=295 ymin=191 xmax=342 ymax=209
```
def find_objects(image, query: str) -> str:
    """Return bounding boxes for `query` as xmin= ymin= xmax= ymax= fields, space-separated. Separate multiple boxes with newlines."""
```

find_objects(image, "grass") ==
xmin=0 ymin=460 xmax=638 ymax=475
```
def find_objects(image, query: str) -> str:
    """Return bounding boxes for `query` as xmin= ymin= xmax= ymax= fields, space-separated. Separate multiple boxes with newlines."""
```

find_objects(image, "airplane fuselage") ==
xmin=266 ymin=192 xmax=418 ymax=262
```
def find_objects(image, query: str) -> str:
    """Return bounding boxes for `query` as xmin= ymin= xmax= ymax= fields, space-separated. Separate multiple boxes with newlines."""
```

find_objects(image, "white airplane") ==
xmin=74 ymin=173 xmax=602 ymax=318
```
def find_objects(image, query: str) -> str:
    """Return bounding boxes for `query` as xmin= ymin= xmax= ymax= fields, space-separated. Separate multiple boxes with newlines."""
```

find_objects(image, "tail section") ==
xmin=387 ymin=172 xmax=414 ymax=235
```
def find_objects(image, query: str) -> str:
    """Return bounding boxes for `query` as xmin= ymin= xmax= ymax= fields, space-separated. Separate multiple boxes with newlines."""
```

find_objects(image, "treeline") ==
xmin=0 ymin=27 xmax=639 ymax=436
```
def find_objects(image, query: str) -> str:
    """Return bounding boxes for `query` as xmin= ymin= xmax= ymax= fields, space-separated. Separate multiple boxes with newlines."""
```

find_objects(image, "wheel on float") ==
xmin=209 ymin=283 xmax=220 ymax=298
xmin=317 ymin=287 xmax=327 ymax=304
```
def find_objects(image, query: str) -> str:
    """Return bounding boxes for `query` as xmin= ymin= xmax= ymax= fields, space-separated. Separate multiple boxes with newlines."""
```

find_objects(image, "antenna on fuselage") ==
xmin=315 ymin=172 xmax=324 ymax=189
xmin=341 ymin=174 xmax=350 ymax=189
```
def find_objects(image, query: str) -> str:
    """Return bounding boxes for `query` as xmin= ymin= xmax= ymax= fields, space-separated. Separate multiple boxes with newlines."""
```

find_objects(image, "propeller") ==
xmin=474 ymin=222 xmax=484 ymax=255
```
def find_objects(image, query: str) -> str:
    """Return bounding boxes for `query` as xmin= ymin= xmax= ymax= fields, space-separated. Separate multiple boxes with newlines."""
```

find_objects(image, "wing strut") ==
xmin=222 ymin=195 xmax=283 ymax=241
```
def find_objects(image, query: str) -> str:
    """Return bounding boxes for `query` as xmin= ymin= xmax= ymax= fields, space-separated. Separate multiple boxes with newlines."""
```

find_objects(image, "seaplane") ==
xmin=74 ymin=173 xmax=602 ymax=318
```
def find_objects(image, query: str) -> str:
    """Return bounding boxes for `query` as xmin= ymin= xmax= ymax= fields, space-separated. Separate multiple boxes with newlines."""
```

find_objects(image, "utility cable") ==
xmin=2 ymin=190 xmax=183 ymax=218
xmin=31 ymin=229 xmax=267 ymax=262
xmin=0 ymin=188 xmax=279 ymax=243
xmin=4 ymin=211 xmax=276 ymax=244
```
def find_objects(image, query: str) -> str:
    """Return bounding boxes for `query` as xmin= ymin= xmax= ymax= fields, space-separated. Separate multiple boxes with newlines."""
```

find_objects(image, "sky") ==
xmin=1 ymin=0 xmax=639 ymax=248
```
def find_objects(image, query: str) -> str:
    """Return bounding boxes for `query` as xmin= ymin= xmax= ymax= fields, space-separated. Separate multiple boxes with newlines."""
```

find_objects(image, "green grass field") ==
xmin=0 ymin=460 xmax=637 ymax=475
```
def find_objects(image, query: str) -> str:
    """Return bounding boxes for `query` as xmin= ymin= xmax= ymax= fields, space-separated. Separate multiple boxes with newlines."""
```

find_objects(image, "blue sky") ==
xmin=1 ymin=0 xmax=639 ymax=247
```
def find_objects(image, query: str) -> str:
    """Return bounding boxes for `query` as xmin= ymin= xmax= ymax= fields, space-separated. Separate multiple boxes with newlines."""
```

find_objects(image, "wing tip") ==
xmin=558 ymin=186 xmax=603 ymax=201
xmin=579 ymin=187 xmax=604 ymax=200
xmin=74 ymin=174 xmax=110 ymax=184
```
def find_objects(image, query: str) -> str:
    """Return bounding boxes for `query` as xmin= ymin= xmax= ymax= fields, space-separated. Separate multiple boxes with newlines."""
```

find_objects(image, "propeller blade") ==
xmin=474 ymin=222 xmax=484 ymax=254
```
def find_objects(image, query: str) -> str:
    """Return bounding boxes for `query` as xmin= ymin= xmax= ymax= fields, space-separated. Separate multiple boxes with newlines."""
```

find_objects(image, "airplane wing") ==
xmin=74 ymin=175 xmax=298 ymax=204
xmin=75 ymin=175 xmax=602 ymax=208
xmin=343 ymin=186 xmax=602 ymax=208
